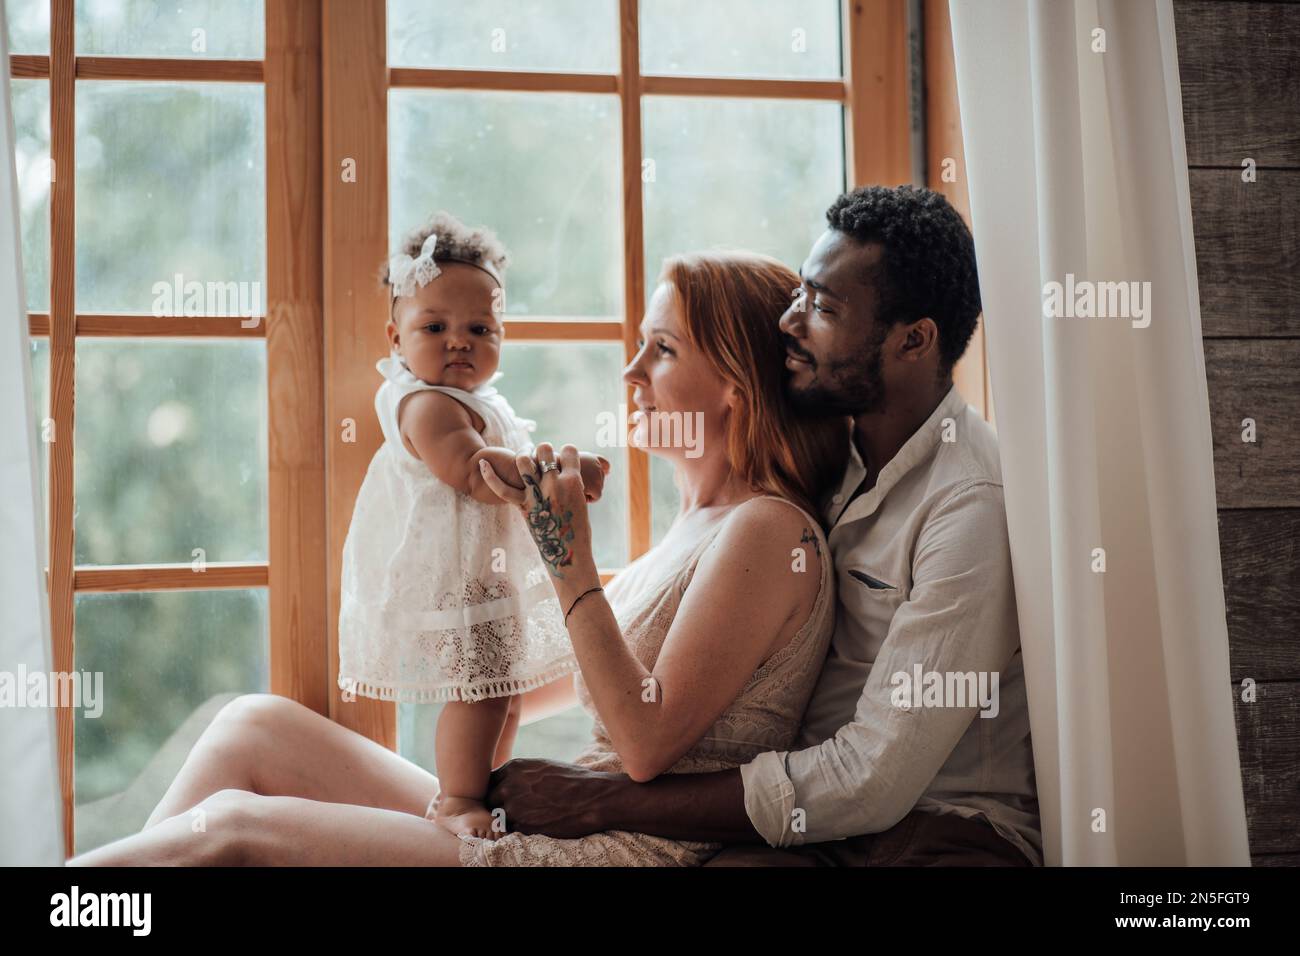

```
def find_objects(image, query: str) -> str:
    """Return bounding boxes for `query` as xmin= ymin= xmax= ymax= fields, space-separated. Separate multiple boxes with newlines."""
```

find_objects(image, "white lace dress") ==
xmin=337 ymin=354 xmax=577 ymax=704
xmin=455 ymin=496 xmax=836 ymax=866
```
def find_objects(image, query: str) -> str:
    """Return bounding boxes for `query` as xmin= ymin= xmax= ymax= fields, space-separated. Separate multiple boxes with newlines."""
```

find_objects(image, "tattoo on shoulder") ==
xmin=800 ymin=527 xmax=821 ymax=558
xmin=521 ymin=473 xmax=575 ymax=579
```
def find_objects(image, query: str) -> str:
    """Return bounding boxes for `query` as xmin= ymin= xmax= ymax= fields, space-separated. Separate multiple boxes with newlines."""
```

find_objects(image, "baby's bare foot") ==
xmin=435 ymin=796 xmax=497 ymax=839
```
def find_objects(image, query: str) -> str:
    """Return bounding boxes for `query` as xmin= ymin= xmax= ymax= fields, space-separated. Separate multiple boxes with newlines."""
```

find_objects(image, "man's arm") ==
xmin=741 ymin=481 xmax=1021 ymax=846
xmin=487 ymin=759 xmax=760 ymax=843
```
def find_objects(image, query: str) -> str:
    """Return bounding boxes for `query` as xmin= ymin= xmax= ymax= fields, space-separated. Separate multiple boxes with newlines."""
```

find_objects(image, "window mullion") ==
xmin=618 ymin=0 xmax=650 ymax=560
xmin=266 ymin=0 xmax=329 ymax=712
xmin=48 ymin=0 xmax=77 ymax=861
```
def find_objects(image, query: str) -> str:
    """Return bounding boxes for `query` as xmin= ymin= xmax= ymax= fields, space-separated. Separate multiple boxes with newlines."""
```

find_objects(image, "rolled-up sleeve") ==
xmin=740 ymin=481 xmax=1021 ymax=848
xmin=739 ymin=750 xmax=798 ymax=845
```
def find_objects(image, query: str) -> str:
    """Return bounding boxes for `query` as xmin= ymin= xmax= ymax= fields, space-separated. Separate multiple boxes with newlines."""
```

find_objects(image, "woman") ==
xmin=70 ymin=251 xmax=849 ymax=867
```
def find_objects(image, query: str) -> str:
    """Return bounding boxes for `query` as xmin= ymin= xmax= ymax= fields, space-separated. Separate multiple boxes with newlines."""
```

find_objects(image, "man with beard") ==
xmin=488 ymin=185 xmax=1041 ymax=866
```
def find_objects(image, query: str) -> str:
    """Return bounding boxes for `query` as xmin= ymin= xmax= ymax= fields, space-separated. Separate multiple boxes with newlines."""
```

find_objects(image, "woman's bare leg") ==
xmin=433 ymin=696 xmax=511 ymax=838
xmin=144 ymin=693 xmax=439 ymax=829
xmin=71 ymin=790 xmax=246 ymax=866
xmin=71 ymin=788 xmax=468 ymax=867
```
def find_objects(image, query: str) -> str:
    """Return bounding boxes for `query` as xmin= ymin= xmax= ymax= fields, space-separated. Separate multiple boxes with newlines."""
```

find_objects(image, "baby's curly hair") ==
xmin=825 ymin=185 xmax=981 ymax=374
xmin=380 ymin=211 xmax=510 ymax=289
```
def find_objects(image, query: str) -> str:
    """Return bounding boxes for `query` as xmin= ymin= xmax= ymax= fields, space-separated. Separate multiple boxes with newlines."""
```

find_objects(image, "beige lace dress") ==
xmin=456 ymin=494 xmax=836 ymax=867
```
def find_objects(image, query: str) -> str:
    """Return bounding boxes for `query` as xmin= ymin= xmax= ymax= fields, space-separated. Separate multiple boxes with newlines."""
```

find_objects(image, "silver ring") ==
xmin=538 ymin=460 xmax=560 ymax=475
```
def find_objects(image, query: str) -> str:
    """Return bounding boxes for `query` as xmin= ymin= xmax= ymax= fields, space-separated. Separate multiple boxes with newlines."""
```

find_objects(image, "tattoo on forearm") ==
xmin=800 ymin=527 xmax=821 ymax=557
xmin=521 ymin=474 xmax=575 ymax=579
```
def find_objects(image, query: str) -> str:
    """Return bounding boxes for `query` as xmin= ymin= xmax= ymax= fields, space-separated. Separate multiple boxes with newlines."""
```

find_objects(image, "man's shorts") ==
xmin=703 ymin=809 xmax=1036 ymax=867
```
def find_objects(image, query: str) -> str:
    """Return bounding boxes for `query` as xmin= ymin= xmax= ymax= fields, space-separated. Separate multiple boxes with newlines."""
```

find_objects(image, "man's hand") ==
xmin=486 ymin=758 xmax=622 ymax=838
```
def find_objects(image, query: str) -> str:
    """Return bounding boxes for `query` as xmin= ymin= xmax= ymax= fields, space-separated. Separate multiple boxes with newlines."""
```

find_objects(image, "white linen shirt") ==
xmin=739 ymin=384 xmax=1042 ymax=865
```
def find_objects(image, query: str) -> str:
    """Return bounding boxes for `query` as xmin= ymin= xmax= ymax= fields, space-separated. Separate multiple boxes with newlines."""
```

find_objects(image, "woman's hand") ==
xmin=478 ymin=442 xmax=600 ymax=592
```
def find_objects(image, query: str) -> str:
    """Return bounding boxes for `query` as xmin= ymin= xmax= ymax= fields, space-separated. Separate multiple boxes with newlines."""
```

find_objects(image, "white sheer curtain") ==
xmin=0 ymin=24 xmax=65 ymax=865
xmin=949 ymin=0 xmax=1250 ymax=865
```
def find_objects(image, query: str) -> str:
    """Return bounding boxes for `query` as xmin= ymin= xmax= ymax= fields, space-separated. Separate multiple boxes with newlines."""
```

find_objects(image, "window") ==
xmin=10 ymin=0 xmax=911 ymax=854
xmin=9 ymin=0 xmax=317 ymax=856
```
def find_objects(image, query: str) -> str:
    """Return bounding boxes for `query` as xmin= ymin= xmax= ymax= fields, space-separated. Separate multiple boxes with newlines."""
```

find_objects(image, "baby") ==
xmin=337 ymin=211 xmax=610 ymax=839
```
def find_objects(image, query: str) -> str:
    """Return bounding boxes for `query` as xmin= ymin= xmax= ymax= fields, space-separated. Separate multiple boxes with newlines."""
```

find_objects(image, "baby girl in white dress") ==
xmin=337 ymin=212 xmax=610 ymax=839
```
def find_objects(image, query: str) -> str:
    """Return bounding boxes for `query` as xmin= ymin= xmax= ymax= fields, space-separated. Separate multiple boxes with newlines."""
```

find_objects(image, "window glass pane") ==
xmin=75 ymin=0 xmax=264 ymax=58
xmin=650 ymin=452 xmax=677 ymax=546
xmin=640 ymin=0 xmax=841 ymax=79
xmin=11 ymin=79 xmax=50 ymax=312
xmin=387 ymin=0 xmax=617 ymax=73
xmin=498 ymin=342 xmax=628 ymax=569
xmin=74 ymin=340 xmax=268 ymax=565
xmin=29 ymin=340 xmax=50 ymax=540
xmin=400 ymin=699 xmax=596 ymax=777
xmin=4 ymin=0 xmax=50 ymax=54
xmin=390 ymin=90 xmax=621 ymax=319
xmin=73 ymin=589 xmax=269 ymax=852
xmin=76 ymin=82 xmax=265 ymax=316
xmin=642 ymin=96 xmax=843 ymax=294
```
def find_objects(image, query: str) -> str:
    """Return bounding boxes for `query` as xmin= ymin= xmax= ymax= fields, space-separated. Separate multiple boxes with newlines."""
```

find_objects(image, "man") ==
xmin=489 ymin=185 xmax=1041 ymax=866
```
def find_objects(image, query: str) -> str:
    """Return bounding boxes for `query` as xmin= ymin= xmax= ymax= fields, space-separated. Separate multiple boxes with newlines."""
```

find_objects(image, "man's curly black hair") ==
xmin=825 ymin=185 xmax=982 ymax=374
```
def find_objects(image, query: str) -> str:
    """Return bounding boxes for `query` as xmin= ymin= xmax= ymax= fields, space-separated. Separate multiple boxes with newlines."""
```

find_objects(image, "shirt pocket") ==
xmin=847 ymin=568 xmax=898 ymax=591
xmin=845 ymin=567 xmax=909 ymax=621
xmin=840 ymin=567 xmax=907 ymax=658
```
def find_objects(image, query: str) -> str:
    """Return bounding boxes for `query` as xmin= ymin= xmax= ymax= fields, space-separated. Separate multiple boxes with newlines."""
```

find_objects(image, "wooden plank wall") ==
xmin=1174 ymin=0 xmax=1300 ymax=865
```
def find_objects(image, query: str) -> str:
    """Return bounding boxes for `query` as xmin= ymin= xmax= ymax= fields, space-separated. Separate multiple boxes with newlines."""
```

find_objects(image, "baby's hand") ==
xmin=469 ymin=447 xmax=527 ymax=499
xmin=577 ymin=452 xmax=612 ymax=503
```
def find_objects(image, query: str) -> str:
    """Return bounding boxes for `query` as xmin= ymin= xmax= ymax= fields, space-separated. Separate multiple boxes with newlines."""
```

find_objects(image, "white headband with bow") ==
xmin=387 ymin=232 xmax=504 ymax=300
xmin=388 ymin=233 xmax=442 ymax=299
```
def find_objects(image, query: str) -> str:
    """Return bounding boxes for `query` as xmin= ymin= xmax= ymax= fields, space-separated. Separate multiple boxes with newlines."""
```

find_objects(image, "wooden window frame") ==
xmin=922 ymin=0 xmax=992 ymax=421
xmin=15 ymin=0 xmax=328 ymax=857
xmin=14 ymin=0 xmax=915 ymax=853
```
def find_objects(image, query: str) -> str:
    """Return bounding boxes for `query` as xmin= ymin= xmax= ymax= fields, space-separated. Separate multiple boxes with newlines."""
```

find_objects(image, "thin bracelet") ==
xmin=564 ymin=585 xmax=604 ymax=624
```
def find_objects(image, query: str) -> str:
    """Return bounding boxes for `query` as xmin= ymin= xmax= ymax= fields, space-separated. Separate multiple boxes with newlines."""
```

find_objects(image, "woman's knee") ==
xmin=206 ymin=694 xmax=303 ymax=754
xmin=193 ymin=694 xmax=303 ymax=787
xmin=216 ymin=692 xmax=307 ymax=731
xmin=190 ymin=788 xmax=261 ymax=866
